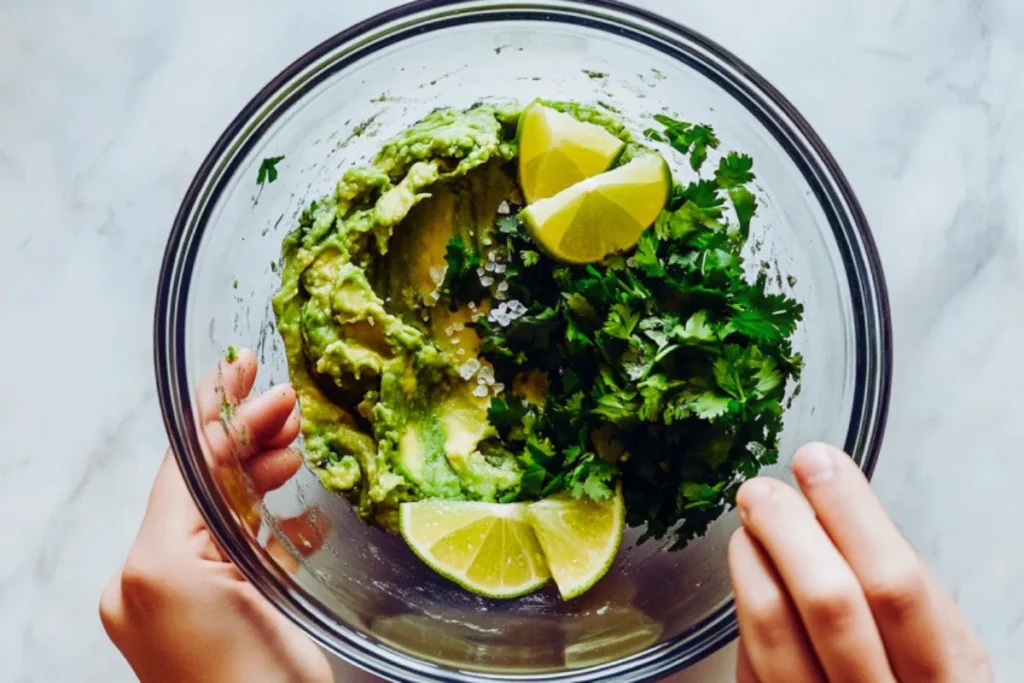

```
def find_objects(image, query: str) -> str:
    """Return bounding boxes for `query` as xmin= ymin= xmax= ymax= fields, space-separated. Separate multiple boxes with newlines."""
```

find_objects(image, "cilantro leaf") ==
xmin=592 ymin=389 xmax=640 ymax=427
xmin=488 ymin=396 xmax=528 ymax=434
xmin=497 ymin=214 xmax=520 ymax=235
xmin=567 ymin=456 xmax=616 ymax=501
xmin=672 ymin=311 xmax=718 ymax=344
xmin=728 ymin=187 xmax=757 ymax=237
xmin=729 ymin=284 xmax=804 ymax=344
xmin=652 ymin=116 xmax=720 ymax=172
xmin=257 ymin=156 xmax=285 ymax=185
xmin=633 ymin=231 xmax=663 ymax=276
xmin=602 ymin=303 xmax=641 ymax=340
xmin=441 ymin=235 xmax=486 ymax=304
xmin=521 ymin=250 xmax=540 ymax=267
xmin=714 ymin=153 xmax=755 ymax=188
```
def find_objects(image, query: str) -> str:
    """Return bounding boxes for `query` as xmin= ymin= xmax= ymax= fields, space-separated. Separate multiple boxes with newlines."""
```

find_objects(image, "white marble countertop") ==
xmin=2 ymin=0 xmax=1022 ymax=681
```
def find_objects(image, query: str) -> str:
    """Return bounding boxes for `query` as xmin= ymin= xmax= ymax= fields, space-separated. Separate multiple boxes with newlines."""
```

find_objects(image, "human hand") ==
xmin=729 ymin=442 xmax=993 ymax=683
xmin=100 ymin=349 xmax=332 ymax=683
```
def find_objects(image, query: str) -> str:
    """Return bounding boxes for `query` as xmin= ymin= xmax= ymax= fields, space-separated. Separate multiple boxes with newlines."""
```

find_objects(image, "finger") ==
xmin=263 ymin=406 xmax=300 ymax=449
xmin=792 ymin=443 xmax=956 ymax=681
xmin=266 ymin=507 xmax=330 ymax=574
xmin=736 ymin=639 xmax=762 ymax=683
xmin=737 ymin=478 xmax=896 ymax=683
xmin=137 ymin=453 xmax=205 ymax=542
xmin=729 ymin=529 xmax=825 ymax=683
xmin=196 ymin=348 xmax=258 ymax=422
xmin=244 ymin=447 xmax=303 ymax=494
xmin=203 ymin=384 xmax=297 ymax=463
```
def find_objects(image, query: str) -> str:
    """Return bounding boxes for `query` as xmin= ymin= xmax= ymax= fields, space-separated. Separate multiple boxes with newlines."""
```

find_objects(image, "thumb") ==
xmin=136 ymin=452 xmax=207 ymax=544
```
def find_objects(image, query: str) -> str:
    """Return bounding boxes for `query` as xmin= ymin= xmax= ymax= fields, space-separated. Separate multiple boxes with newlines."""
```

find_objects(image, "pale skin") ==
xmin=101 ymin=349 xmax=993 ymax=682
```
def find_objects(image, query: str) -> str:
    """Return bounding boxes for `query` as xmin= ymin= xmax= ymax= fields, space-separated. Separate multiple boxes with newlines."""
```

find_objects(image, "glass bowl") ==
xmin=155 ymin=1 xmax=892 ymax=680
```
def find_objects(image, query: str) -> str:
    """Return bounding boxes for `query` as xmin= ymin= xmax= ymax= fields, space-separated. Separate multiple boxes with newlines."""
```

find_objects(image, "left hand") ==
xmin=99 ymin=349 xmax=332 ymax=683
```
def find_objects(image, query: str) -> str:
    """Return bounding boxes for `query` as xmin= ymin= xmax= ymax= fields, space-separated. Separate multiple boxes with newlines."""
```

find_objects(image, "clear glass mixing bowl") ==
xmin=155 ymin=1 xmax=892 ymax=680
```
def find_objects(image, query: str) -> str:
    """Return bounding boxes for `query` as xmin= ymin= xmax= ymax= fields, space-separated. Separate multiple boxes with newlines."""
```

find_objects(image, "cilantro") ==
xmin=441 ymin=235 xmax=484 ymax=304
xmin=567 ymin=457 xmax=616 ymax=501
xmin=521 ymin=250 xmax=540 ymax=267
xmin=256 ymin=156 xmax=285 ymax=185
xmin=653 ymin=115 xmax=720 ymax=171
xmin=714 ymin=153 xmax=755 ymax=188
xmin=427 ymin=112 xmax=803 ymax=551
xmin=496 ymin=214 xmax=520 ymax=235
xmin=488 ymin=396 xmax=529 ymax=435
xmin=632 ymin=231 xmax=663 ymax=276
xmin=729 ymin=187 xmax=757 ymax=237
xmin=225 ymin=345 xmax=238 ymax=363
xmin=602 ymin=303 xmax=640 ymax=340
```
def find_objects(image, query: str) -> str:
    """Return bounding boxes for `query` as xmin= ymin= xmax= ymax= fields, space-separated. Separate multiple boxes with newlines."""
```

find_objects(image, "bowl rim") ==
xmin=154 ymin=1 xmax=893 ymax=680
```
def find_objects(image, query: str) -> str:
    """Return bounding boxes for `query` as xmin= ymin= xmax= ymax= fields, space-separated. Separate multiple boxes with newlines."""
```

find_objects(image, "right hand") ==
xmin=728 ymin=442 xmax=993 ymax=682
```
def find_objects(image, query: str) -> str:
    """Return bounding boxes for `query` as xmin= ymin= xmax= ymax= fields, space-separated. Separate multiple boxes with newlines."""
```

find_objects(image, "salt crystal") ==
xmin=482 ymin=237 xmax=493 ymax=247
xmin=459 ymin=358 xmax=481 ymax=380
xmin=493 ymin=383 xmax=505 ymax=394
xmin=453 ymin=321 xmax=464 ymax=331
xmin=477 ymin=376 xmax=487 ymax=385
xmin=494 ymin=264 xmax=506 ymax=274
xmin=429 ymin=265 xmax=446 ymax=284
xmin=488 ymin=251 xmax=497 ymax=262
xmin=497 ymin=282 xmax=509 ymax=293
xmin=468 ymin=302 xmax=477 ymax=310
xmin=485 ymin=262 xmax=495 ymax=272
xmin=480 ymin=276 xmax=494 ymax=286
xmin=497 ymin=200 xmax=510 ymax=215
xmin=478 ymin=366 xmax=494 ymax=382
xmin=495 ymin=312 xmax=511 ymax=326
xmin=456 ymin=348 xmax=466 ymax=356
xmin=626 ymin=256 xmax=637 ymax=267
xmin=445 ymin=325 xmax=455 ymax=336
xmin=472 ymin=384 xmax=489 ymax=398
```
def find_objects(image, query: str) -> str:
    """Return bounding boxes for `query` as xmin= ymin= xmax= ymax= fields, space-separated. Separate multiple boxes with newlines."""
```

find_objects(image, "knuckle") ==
xmin=803 ymin=581 xmax=861 ymax=630
xmin=118 ymin=553 xmax=173 ymax=609
xmin=98 ymin=578 xmax=122 ymax=634
xmin=744 ymin=595 xmax=793 ymax=648
xmin=862 ymin=565 xmax=929 ymax=624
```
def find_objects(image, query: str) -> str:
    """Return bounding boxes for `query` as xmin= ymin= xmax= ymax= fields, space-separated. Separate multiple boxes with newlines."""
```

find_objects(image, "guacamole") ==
xmin=273 ymin=100 xmax=802 ymax=550
xmin=273 ymin=103 xmax=530 ymax=530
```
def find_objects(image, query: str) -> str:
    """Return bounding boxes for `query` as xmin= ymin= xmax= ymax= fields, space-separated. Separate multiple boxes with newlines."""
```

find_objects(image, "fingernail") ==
xmin=737 ymin=478 xmax=771 ymax=524
xmin=797 ymin=442 xmax=835 ymax=486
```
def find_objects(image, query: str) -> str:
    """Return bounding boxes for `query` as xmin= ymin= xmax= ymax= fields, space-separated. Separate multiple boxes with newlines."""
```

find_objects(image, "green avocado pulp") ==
xmin=274 ymin=103 xmax=540 ymax=530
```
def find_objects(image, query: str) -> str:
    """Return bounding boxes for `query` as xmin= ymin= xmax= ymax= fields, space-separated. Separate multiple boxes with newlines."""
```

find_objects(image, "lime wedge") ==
xmin=526 ymin=487 xmax=625 ymax=600
xmin=518 ymin=103 xmax=626 ymax=204
xmin=521 ymin=154 xmax=670 ymax=263
xmin=400 ymin=501 xmax=550 ymax=599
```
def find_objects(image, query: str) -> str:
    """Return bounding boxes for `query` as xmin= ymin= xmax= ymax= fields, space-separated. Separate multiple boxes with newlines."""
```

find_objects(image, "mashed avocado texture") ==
xmin=273 ymin=103 xmax=526 ymax=530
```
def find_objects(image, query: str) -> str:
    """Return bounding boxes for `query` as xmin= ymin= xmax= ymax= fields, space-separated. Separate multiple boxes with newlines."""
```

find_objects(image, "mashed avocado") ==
xmin=273 ymin=103 xmax=526 ymax=530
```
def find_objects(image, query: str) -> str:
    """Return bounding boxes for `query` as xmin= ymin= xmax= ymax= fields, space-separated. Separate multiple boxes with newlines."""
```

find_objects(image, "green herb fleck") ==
xmin=256 ymin=156 xmax=285 ymax=185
